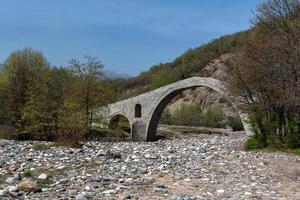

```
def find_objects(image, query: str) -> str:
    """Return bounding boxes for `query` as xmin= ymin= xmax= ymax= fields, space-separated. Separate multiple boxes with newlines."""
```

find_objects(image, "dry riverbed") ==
xmin=0 ymin=133 xmax=299 ymax=200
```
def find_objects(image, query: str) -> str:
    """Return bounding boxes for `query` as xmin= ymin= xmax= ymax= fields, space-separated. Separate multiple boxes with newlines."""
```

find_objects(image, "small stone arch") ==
xmin=135 ymin=103 xmax=142 ymax=118
xmin=109 ymin=114 xmax=131 ymax=134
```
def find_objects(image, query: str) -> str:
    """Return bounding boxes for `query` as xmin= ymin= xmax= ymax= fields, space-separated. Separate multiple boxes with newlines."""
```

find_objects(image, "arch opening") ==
xmin=146 ymin=86 xmax=244 ymax=141
xmin=135 ymin=104 xmax=142 ymax=118
xmin=109 ymin=114 xmax=131 ymax=137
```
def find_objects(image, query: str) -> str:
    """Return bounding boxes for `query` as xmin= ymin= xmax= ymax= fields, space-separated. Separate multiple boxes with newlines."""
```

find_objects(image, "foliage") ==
xmin=294 ymin=148 xmax=300 ymax=156
xmin=22 ymin=169 xmax=33 ymax=178
xmin=244 ymin=135 xmax=265 ymax=151
xmin=172 ymin=104 xmax=203 ymax=126
xmin=151 ymin=73 xmax=174 ymax=89
xmin=115 ymin=31 xmax=249 ymax=100
xmin=202 ymin=107 xmax=225 ymax=128
xmin=160 ymin=104 xmax=203 ymax=126
xmin=32 ymin=143 xmax=50 ymax=151
xmin=226 ymin=116 xmax=244 ymax=131
xmin=0 ymin=48 xmax=50 ymax=129
xmin=228 ymin=0 xmax=300 ymax=150
xmin=0 ymin=49 xmax=115 ymax=145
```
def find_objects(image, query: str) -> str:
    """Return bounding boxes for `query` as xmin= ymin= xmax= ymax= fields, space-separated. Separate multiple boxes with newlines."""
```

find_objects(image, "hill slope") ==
xmin=118 ymin=31 xmax=249 ymax=99
xmin=113 ymin=31 xmax=250 ymax=125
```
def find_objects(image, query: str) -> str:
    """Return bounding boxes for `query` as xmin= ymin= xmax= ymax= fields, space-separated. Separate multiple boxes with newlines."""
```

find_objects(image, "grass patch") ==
xmin=165 ymin=125 xmax=200 ymax=133
xmin=293 ymin=148 xmax=300 ymax=156
xmin=32 ymin=143 xmax=50 ymax=150
xmin=244 ymin=136 xmax=300 ymax=156
xmin=22 ymin=169 xmax=33 ymax=178
xmin=0 ymin=174 xmax=4 ymax=187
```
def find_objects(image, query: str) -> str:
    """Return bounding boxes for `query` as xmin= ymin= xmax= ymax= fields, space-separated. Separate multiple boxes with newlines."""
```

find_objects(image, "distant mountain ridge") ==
xmin=102 ymin=69 xmax=131 ymax=79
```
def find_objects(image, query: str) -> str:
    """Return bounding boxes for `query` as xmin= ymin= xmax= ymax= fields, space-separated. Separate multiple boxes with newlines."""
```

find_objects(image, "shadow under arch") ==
xmin=109 ymin=114 xmax=131 ymax=134
xmin=146 ymin=86 xmax=241 ymax=141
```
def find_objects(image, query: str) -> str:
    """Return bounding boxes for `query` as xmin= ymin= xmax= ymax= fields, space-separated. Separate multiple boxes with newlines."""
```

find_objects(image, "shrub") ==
xmin=32 ymin=143 xmax=50 ymax=151
xmin=294 ymin=148 xmax=300 ymax=156
xmin=201 ymin=107 xmax=225 ymax=128
xmin=244 ymin=134 xmax=266 ymax=151
xmin=55 ymin=125 xmax=85 ymax=148
xmin=159 ymin=111 xmax=173 ymax=125
xmin=172 ymin=104 xmax=203 ymax=126
xmin=22 ymin=169 xmax=33 ymax=178
xmin=226 ymin=116 xmax=244 ymax=131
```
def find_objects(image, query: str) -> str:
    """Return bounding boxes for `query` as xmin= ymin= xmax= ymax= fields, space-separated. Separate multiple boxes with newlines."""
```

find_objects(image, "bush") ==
xmin=172 ymin=104 xmax=203 ymax=126
xmin=294 ymin=148 xmax=300 ymax=156
xmin=201 ymin=107 xmax=225 ymax=128
xmin=55 ymin=125 xmax=85 ymax=148
xmin=32 ymin=143 xmax=50 ymax=151
xmin=244 ymin=134 xmax=266 ymax=151
xmin=22 ymin=169 xmax=33 ymax=178
xmin=226 ymin=116 xmax=244 ymax=131
xmin=159 ymin=111 xmax=173 ymax=125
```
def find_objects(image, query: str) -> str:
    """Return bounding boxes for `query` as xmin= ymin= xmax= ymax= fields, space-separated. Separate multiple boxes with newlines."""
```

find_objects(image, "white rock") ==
xmin=6 ymin=177 xmax=14 ymax=184
xmin=38 ymin=173 xmax=48 ymax=180
xmin=8 ymin=186 xmax=17 ymax=192
xmin=102 ymin=189 xmax=116 ymax=194
xmin=75 ymin=194 xmax=87 ymax=200
xmin=0 ymin=189 xmax=6 ymax=196
xmin=57 ymin=166 xmax=65 ymax=170
xmin=217 ymin=189 xmax=225 ymax=194
xmin=84 ymin=185 xmax=91 ymax=191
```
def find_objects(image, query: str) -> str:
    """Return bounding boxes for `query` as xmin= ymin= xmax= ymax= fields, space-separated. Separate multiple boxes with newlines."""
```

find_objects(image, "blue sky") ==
xmin=0 ymin=0 xmax=262 ymax=76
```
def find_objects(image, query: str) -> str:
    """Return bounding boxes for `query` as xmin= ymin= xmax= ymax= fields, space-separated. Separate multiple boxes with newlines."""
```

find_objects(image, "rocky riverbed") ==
xmin=0 ymin=133 xmax=299 ymax=200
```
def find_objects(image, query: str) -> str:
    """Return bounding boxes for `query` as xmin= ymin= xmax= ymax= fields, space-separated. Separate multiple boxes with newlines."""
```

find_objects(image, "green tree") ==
xmin=228 ymin=0 xmax=300 ymax=149
xmin=68 ymin=56 xmax=107 ymax=129
xmin=21 ymin=64 xmax=50 ymax=133
xmin=0 ymin=48 xmax=50 ymax=129
xmin=151 ymin=73 xmax=174 ymax=89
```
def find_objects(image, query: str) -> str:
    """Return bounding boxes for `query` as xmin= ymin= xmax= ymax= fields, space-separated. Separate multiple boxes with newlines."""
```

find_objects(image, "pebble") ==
xmin=38 ymin=173 xmax=48 ymax=180
xmin=0 ymin=133 xmax=298 ymax=199
xmin=75 ymin=194 xmax=87 ymax=200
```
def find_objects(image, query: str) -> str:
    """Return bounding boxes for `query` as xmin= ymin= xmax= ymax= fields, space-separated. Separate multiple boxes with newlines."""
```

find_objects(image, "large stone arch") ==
xmin=145 ymin=77 xmax=244 ymax=141
xmin=101 ymin=77 xmax=252 ymax=141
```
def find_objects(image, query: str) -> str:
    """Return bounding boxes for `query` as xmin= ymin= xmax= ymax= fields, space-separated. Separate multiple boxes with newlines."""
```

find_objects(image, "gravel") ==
xmin=0 ymin=133 xmax=299 ymax=199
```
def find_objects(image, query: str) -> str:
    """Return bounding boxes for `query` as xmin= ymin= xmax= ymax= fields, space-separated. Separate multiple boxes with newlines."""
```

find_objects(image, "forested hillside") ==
xmin=116 ymin=31 xmax=249 ymax=99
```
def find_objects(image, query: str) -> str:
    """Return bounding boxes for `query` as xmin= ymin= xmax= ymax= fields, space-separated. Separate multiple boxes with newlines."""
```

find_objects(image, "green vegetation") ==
xmin=166 ymin=126 xmax=201 ymax=134
xmin=32 ymin=143 xmax=50 ymax=151
xmin=226 ymin=116 xmax=244 ymax=131
xmin=22 ymin=169 xmax=33 ymax=178
xmin=293 ymin=148 xmax=300 ymax=156
xmin=228 ymin=0 xmax=300 ymax=151
xmin=0 ymin=48 xmax=116 ymax=146
xmin=0 ymin=0 xmax=298 ymax=153
xmin=172 ymin=104 xmax=203 ymax=126
xmin=113 ymin=31 xmax=249 ymax=100
xmin=201 ymin=107 xmax=225 ymax=128
xmin=160 ymin=104 xmax=243 ymax=130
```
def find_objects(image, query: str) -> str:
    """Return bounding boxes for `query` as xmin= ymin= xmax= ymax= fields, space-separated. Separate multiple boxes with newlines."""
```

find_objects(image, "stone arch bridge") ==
xmin=99 ymin=77 xmax=251 ymax=141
